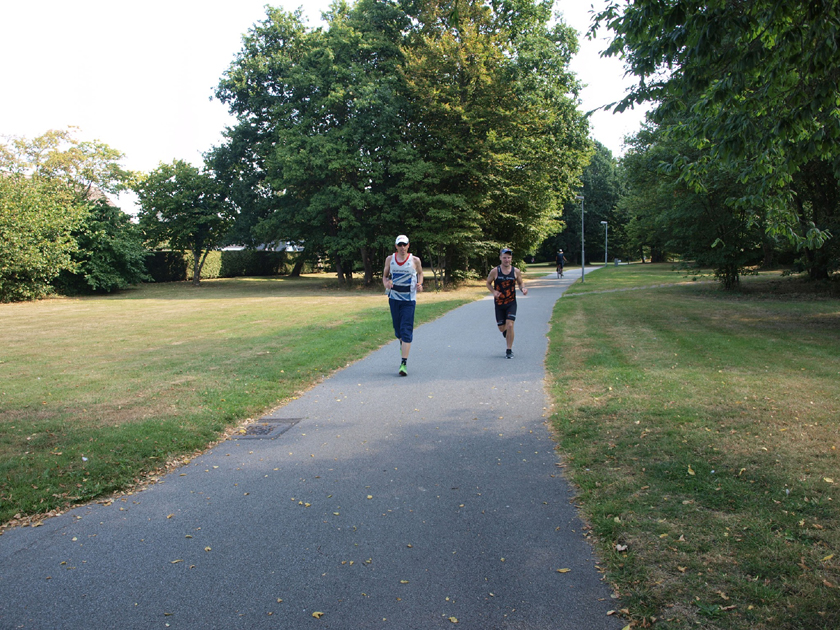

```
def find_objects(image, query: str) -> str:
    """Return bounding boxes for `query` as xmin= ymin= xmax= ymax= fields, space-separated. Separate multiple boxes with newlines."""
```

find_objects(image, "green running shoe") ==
xmin=399 ymin=363 xmax=408 ymax=376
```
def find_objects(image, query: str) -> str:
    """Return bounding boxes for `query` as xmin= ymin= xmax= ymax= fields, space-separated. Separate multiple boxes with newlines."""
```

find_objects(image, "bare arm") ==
xmin=383 ymin=255 xmax=393 ymax=290
xmin=486 ymin=268 xmax=499 ymax=298
xmin=413 ymin=256 xmax=424 ymax=292
xmin=516 ymin=268 xmax=528 ymax=295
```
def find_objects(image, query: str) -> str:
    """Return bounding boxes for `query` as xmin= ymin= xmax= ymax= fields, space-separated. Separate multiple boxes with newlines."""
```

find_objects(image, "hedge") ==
xmin=145 ymin=250 xmax=292 ymax=283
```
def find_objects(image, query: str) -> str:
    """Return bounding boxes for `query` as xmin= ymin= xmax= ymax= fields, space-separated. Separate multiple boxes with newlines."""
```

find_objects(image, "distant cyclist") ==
xmin=555 ymin=249 xmax=567 ymax=278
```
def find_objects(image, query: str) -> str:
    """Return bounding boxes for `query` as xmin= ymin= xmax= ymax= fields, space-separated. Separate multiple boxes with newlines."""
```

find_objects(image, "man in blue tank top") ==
xmin=486 ymin=247 xmax=528 ymax=358
xmin=383 ymin=234 xmax=424 ymax=376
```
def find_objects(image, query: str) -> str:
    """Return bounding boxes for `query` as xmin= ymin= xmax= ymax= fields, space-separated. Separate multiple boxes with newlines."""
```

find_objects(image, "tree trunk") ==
xmin=192 ymin=249 xmax=206 ymax=286
xmin=335 ymin=259 xmax=346 ymax=286
xmin=361 ymin=246 xmax=373 ymax=286
xmin=443 ymin=250 xmax=452 ymax=287
xmin=290 ymin=253 xmax=306 ymax=277
xmin=761 ymin=239 xmax=775 ymax=269
xmin=806 ymin=249 xmax=830 ymax=280
xmin=427 ymin=249 xmax=441 ymax=290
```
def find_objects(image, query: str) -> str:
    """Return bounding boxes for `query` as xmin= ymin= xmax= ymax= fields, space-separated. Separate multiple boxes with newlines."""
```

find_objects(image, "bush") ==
xmin=144 ymin=251 xmax=188 ymax=283
xmin=144 ymin=249 xmax=292 ymax=283
xmin=0 ymin=175 xmax=86 ymax=302
xmin=219 ymin=250 xmax=288 ymax=277
xmin=54 ymin=200 xmax=149 ymax=294
xmin=187 ymin=251 xmax=222 ymax=281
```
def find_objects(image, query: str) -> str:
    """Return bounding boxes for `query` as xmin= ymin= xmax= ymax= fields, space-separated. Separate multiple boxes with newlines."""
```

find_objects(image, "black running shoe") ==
xmin=506 ymin=349 xmax=513 ymax=359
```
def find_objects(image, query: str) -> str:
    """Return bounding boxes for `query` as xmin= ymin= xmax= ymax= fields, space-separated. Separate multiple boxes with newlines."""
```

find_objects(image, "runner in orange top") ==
xmin=486 ymin=247 xmax=528 ymax=359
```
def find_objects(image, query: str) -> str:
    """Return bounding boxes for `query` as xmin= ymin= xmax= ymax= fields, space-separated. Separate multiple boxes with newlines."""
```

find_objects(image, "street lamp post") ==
xmin=576 ymin=195 xmax=585 ymax=283
xmin=600 ymin=220 xmax=608 ymax=265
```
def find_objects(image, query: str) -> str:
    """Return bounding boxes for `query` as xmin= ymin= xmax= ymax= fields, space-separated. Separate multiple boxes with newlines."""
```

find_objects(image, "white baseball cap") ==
xmin=395 ymin=234 xmax=409 ymax=245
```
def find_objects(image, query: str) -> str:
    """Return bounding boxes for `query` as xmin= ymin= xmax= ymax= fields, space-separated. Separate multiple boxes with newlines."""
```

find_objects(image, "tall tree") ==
xmin=216 ymin=1 xmax=410 ymax=285
xmin=215 ymin=0 xmax=591 ymax=285
xmin=399 ymin=0 xmax=591 ymax=281
xmin=549 ymin=141 xmax=621 ymax=264
xmin=1 ymin=127 xmax=137 ymax=203
xmin=620 ymin=121 xmax=765 ymax=287
xmin=134 ymin=160 xmax=232 ymax=287
xmin=0 ymin=175 xmax=86 ymax=302
xmin=54 ymin=199 xmax=150 ymax=294
xmin=0 ymin=129 xmax=143 ymax=299
xmin=593 ymin=0 xmax=840 ymax=278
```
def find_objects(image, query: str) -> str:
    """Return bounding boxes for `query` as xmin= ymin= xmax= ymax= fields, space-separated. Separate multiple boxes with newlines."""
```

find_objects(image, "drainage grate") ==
xmin=236 ymin=418 xmax=302 ymax=440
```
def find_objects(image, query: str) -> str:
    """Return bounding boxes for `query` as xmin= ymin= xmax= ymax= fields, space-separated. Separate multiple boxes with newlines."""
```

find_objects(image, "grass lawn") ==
xmin=547 ymin=263 xmax=839 ymax=629
xmin=0 ymin=275 xmax=485 ymax=526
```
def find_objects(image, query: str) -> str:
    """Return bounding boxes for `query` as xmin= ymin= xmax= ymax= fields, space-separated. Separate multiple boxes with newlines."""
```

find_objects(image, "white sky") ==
xmin=1 ymin=1 xmax=645 ymax=210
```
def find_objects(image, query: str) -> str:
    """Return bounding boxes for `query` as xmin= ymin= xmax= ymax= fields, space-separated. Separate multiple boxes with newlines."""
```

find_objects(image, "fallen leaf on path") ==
xmin=312 ymin=611 xmax=324 ymax=618
xmin=556 ymin=568 xmax=571 ymax=573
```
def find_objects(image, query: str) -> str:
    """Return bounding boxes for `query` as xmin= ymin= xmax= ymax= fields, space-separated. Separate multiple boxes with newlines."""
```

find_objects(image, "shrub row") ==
xmin=145 ymin=250 xmax=296 ymax=283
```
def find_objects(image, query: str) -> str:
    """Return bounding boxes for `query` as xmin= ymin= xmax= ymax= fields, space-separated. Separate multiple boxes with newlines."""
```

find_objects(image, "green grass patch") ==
xmin=547 ymin=264 xmax=839 ymax=630
xmin=0 ymin=275 xmax=484 ymax=525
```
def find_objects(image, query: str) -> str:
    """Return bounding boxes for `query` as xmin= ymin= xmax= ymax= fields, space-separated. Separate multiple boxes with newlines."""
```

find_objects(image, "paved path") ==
xmin=0 ymin=267 xmax=622 ymax=630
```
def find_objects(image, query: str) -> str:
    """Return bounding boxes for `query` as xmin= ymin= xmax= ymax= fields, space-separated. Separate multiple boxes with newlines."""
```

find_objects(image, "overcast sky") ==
xmin=1 ymin=0 xmax=645 ymax=208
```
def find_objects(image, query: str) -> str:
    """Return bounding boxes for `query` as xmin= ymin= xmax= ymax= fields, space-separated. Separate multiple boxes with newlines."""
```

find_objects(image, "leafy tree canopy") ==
xmin=0 ymin=175 xmax=86 ymax=301
xmin=593 ymin=1 xmax=840 ymax=231
xmin=1 ymin=127 xmax=138 ymax=202
xmin=214 ymin=0 xmax=591 ymax=285
xmin=134 ymin=160 xmax=233 ymax=286
xmin=1 ymin=128 xmax=143 ymax=300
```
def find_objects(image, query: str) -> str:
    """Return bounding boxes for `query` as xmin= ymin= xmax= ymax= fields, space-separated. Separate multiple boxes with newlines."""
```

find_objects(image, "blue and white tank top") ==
xmin=389 ymin=254 xmax=418 ymax=302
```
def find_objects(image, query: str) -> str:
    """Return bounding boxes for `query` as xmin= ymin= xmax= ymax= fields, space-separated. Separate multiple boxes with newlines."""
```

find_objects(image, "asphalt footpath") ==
xmin=0 ymin=266 xmax=623 ymax=630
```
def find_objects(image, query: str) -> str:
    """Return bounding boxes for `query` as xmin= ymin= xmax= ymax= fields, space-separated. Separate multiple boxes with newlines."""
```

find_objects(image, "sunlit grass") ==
xmin=547 ymin=264 xmax=840 ymax=629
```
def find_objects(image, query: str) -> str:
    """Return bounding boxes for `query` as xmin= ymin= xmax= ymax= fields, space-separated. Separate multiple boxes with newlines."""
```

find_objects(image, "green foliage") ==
xmin=144 ymin=251 xmax=188 ymax=283
xmin=0 ymin=127 xmax=138 ymax=201
xmin=142 ymin=250 xmax=290 ymax=282
xmin=0 ymin=128 xmax=141 ymax=301
xmin=214 ymin=0 xmax=591 ymax=286
xmin=0 ymin=174 xmax=86 ymax=302
xmin=54 ymin=200 xmax=150 ymax=294
xmin=187 ymin=250 xmax=221 ymax=280
xmin=620 ymin=122 xmax=764 ymax=287
xmin=540 ymin=141 xmax=621 ymax=264
xmin=398 ymin=0 xmax=592 ymax=280
xmin=219 ymin=250 xmax=288 ymax=277
xmin=134 ymin=160 xmax=233 ymax=286
xmin=594 ymin=0 xmax=840 ymax=278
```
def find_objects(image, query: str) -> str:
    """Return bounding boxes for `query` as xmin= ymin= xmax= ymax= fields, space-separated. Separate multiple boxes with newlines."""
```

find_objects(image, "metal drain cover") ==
xmin=236 ymin=418 xmax=302 ymax=440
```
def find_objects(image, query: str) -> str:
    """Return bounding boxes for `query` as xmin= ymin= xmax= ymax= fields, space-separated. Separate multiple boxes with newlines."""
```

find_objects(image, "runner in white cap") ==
xmin=383 ymin=235 xmax=424 ymax=376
